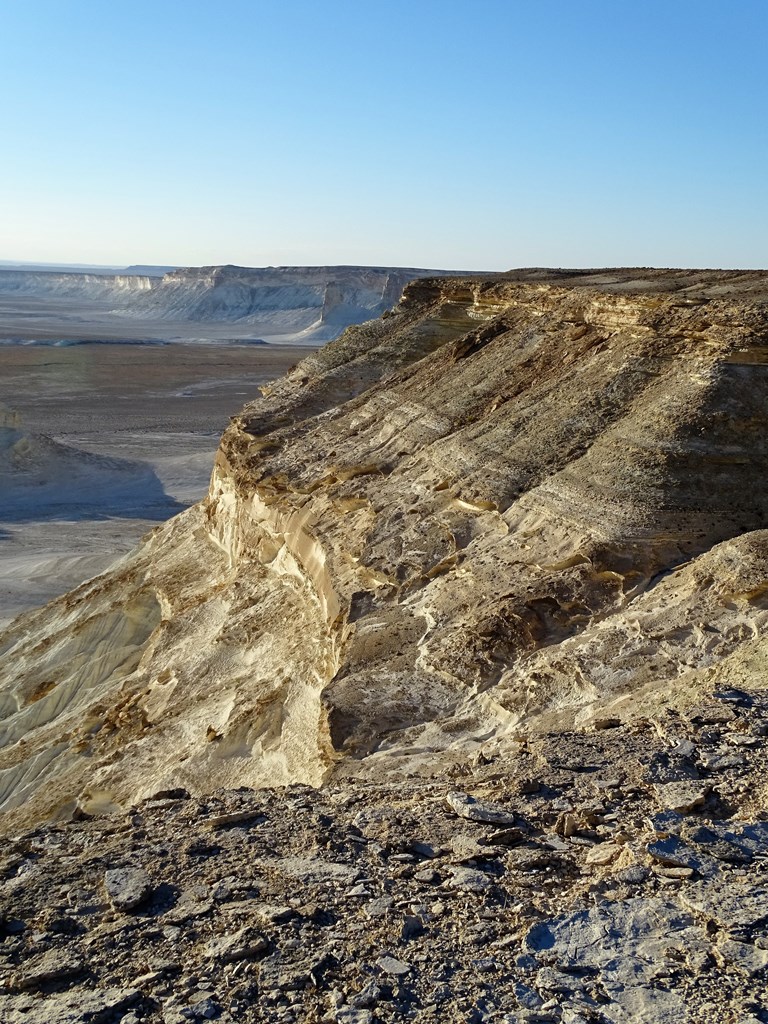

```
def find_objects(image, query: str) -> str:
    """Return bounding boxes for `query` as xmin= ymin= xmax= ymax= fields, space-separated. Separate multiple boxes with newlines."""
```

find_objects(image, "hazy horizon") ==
xmin=2 ymin=0 xmax=766 ymax=270
xmin=4 ymin=258 xmax=768 ymax=275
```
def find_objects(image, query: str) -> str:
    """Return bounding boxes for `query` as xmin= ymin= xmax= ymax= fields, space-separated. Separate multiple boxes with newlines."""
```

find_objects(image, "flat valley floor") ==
xmin=0 ymin=343 xmax=308 ymax=627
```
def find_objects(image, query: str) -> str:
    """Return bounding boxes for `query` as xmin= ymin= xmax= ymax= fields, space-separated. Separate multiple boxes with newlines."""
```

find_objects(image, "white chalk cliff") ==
xmin=0 ymin=264 xmax=454 ymax=344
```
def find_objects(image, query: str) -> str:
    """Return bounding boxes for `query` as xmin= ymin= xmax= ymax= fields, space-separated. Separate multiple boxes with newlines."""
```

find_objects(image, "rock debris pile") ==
xmin=2 ymin=686 xmax=767 ymax=1023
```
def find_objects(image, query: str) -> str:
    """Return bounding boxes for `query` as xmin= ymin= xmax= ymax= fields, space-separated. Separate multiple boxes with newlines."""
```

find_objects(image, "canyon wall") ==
xmin=0 ymin=264 xmax=453 ymax=343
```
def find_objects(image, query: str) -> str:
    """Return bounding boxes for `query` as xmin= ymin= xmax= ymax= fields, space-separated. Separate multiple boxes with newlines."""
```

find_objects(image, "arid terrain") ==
xmin=2 ymin=268 xmax=768 ymax=1023
xmin=0 ymin=265 xmax=452 ymax=346
xmin=0 ymin=344 xmax=306 ymax=625
xmin=3 ymin=697 xmax=768 ymax=1024
xmin=0 ymin=263 xmax=459 ymax=621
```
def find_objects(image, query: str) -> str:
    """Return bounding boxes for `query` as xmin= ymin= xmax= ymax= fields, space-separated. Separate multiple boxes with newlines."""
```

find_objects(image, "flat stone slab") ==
xmin=445 ymin=791 xmax=518 ymax=825
xmin=444 ymin=865 xmax=495 ymax=892
xmin=585 ymin=842 xmax=623 ymax=866
xmin=526 ymin=898 xmax=706 ymax=1024
xmin=9 ymin=950 xmax=84 ymax=992
xmin=104 ymin=867 xmax=152 ymax=912
xmin=0 ymin=988 xmax=140 ymax=1024
xmin=376 ymin=955 xmax=411 ymax=976
xmin=715 ymin=939 xmax=768 ymax=976
xmin=679 ymin=880 xmax=768 ymax=931
xmin=654 ymin=781 xmax=709 ymax=814
xmin=205 ymin=927 xmax=268 ymax=963
xmin=253 ymin=856 xmax=361 ymax=885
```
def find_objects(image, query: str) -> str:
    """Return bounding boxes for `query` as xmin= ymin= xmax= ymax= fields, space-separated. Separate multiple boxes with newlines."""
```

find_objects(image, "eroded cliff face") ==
xmin=139 ymin=265 xmax=439 ymax=335
xmin=0 ymin=264 xmax=452 ymax=344
xmin=0 ymin=270 xmax=155 ymax=298
xmin=2 ymin=269 xmax=768 ymax=831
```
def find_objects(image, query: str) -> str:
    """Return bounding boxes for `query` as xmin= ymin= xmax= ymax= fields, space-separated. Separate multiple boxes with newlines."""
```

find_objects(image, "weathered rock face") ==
xmin=139 ymin=265 xmax=431 ymax=337
xmin=2 ymin=269 xmax=768 ymax=831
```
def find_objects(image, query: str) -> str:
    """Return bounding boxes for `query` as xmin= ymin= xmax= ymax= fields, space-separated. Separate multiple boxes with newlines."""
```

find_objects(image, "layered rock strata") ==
xmin=2 ymin=269 xmax=768 ymax=832
xmin=0 ymin=265 xmax=453 ymax=344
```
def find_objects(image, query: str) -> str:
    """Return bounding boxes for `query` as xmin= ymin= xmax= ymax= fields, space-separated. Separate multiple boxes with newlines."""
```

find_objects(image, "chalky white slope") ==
xmin=0 ymin=264 xmax=451 ymax=344
xmin=0 ymin=407 xmax=178 ymax=521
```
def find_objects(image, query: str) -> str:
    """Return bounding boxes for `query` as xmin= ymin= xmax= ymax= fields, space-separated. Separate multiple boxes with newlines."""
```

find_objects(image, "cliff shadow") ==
xmin=0 ymin=431 xmax=187 ymax=524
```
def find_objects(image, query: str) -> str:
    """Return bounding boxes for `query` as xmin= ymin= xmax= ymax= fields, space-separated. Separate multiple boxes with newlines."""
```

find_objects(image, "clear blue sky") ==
xmin=1 ymin=0 xmax=766 ymax=270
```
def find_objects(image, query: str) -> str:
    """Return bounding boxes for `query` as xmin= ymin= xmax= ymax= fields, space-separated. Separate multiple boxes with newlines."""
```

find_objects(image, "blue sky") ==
xmin=1 ymin=0 xmax=766 ymax=269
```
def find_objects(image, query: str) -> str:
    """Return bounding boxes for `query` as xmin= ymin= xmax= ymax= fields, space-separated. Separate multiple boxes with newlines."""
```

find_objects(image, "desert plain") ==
xmin=0 ymin=341 xmax=307 ymax=625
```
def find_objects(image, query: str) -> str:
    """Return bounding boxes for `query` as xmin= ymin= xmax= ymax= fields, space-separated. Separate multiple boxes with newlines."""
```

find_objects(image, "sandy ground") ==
xmin=0 ymin=343 xmax=307 ymax=627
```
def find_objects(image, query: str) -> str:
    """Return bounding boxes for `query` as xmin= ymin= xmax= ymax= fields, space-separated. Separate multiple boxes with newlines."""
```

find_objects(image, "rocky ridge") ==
xmin=2 ymin=267 xmax=768 ymax=1020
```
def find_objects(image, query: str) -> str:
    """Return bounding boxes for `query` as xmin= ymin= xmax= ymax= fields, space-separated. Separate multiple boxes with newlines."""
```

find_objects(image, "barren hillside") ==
xmin=2 ymin=269 xmax=768 ymax=1023
xmin=2 ymin=268 xmax=768 ymax=826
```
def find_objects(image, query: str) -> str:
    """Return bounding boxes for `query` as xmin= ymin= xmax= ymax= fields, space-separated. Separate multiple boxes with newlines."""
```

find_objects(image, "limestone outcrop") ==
xmin=2 ymin=269 xmax=768 ymax=832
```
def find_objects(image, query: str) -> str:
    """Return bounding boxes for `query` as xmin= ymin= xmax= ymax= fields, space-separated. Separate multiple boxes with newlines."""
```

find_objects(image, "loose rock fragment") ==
xmin=205 ymin=927 xmax=268 ymax=963
xmin=451 ymin=833 xmax=494 ymax=861
xmin=445 ymin=791 xmax=517 ymax=826
xmin=205 ymin=809 xmax=265 ymax=830
xmin=444 ymin=865 xmax=495 ymax=892
xmin=482 ymin=827 xmax=526 ymax=847
xmin=680 ymin=881 xmax=768 ymax=930
xmin=400 ymin=913 xmax=425 ymax=940
xmin=715 ymin=940 xmax=768 ymax=975
xmin=104 ymin=866 xmax=152 ymax=911
xmin=10 ymin=950 xmax=84 ymax=991
xmin=335 ymin=1010 xmax=374 ymax=1024
xmin=646 ymin=836 xmax=698 ymax=869
xmin=654 ymin=865 xmax=694 ymax=879
xmin=585 ymin=842 xmax=622 ymax=866
xmin=653 ymin=781 xmax=709 ymax=814
xmin=376 ymin=955 xmax=411 ymax=976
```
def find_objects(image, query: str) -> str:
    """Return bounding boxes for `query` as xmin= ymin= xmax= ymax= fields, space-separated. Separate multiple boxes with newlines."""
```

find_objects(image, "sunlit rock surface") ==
xmin=2 ymin=268 xmax=768 ymax=830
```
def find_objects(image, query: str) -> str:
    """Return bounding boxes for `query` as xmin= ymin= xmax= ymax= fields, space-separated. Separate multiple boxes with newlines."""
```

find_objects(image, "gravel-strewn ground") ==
xmin=2 ymin=684 xmax=767 ymax=1024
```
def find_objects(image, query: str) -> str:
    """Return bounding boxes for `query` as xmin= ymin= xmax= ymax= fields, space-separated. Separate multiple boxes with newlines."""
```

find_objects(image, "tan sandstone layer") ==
xmin=2 ymin=268 xmax=768 ymax=831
